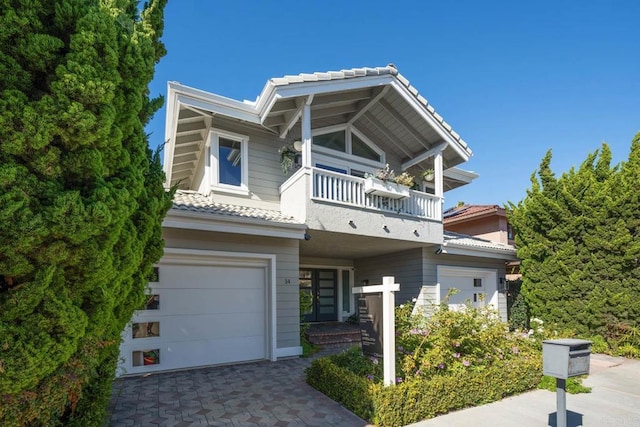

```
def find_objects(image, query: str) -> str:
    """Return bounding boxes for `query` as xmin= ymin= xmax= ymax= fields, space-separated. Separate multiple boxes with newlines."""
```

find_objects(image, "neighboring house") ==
xmin=443 ymin=204 xmax=520 ymax=280
xmin=118 ymin=65 xmax=517 ymax=376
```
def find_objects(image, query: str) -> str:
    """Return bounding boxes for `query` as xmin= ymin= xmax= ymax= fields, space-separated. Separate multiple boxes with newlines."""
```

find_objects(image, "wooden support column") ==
xmin=434 ymin=151 xmax=443 ymax=198
xmin=301 ymin=98 xmax=313 ymax=168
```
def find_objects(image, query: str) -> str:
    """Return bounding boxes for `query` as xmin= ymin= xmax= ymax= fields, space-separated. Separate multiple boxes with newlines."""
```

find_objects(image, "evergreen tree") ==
xmin=0 ymin=1 xmax=170 ymax=424
xmin=508 ymin=133 xmax=640 ymax=337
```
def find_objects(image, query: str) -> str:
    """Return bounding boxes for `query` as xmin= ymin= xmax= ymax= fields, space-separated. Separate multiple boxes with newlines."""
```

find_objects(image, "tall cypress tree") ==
xmin=508 ymin=133 xmax=640 ymax=337
xmin=0 ymin=1 xmax=170 ymax=424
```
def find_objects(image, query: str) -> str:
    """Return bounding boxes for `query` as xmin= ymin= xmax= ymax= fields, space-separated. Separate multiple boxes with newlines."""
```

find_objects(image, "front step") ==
xmin=305 ymin=322 xmax=361 ymax=346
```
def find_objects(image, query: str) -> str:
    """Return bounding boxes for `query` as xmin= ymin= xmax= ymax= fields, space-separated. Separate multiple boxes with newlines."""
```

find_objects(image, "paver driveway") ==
xmin=107 ymin=349 xmax=370 ymax=426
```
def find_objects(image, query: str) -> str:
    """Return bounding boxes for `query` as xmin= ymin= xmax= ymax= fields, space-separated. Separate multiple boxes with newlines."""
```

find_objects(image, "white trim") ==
xmin=390 ymin=81 xmax=471 ymax=161
xmin=275 ymin=346 xmax=303 ymax=358
xmin=311 ymin=124 xmax=385 ymax=169
xmin=444 ymin=167 xmax=479 ymax=183
xmin=163 ymin=209 xmax=307 ymax=240
xmin=258 ymin=75 xmax=397 ymax=115
xmin=208 ymin=128 xmax=249 ymax=195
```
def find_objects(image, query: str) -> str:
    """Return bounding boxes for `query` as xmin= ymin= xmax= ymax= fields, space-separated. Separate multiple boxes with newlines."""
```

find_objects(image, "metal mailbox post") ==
xmin=542 ymin=339 xmax=592 ymax=427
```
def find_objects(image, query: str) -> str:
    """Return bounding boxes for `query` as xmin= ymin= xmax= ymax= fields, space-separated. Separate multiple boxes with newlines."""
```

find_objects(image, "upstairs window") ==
xmin=209 ymin=129 xmax=248 ymax=194
xmin=312 ymin=126 xmax=383 ymax=165
xmin=314 ymin=130 xmax=346 ymax=152
xmin=352 ymin=133 xmax=381 ymax=162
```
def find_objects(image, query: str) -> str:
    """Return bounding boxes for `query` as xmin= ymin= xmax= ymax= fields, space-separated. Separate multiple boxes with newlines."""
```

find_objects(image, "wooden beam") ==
xmin=311 ymin=103 xmax=358 ymax=120
xmin=312 ymin=88 xmax=372 ymax=106
xmin=401 ymin=141 xmax=447 ymax=170
xmin=360 ymin=112 xmax=413 ymax=158
xmin=378 ymin=98 xmax=430 ymax=149
xmin=348 ymin=86 xmax=389 ymax=124
xmin=280 ymin=95 xmax=313 ymax=139
xmin=270 ymin=99 xmax=298 ymax=114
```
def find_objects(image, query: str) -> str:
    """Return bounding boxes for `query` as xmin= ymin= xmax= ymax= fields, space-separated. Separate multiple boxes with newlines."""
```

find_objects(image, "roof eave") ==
xmin=164 ymin=208 xmax=307 ymax=240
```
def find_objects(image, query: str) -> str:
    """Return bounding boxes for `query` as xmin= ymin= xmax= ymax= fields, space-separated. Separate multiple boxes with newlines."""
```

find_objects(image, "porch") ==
xmin=305 ymin=322 xmax=361 ymax=347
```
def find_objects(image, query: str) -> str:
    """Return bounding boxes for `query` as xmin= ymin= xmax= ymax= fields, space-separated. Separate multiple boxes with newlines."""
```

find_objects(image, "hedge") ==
xmin=306 ymin=352 xmax=541 ymax=427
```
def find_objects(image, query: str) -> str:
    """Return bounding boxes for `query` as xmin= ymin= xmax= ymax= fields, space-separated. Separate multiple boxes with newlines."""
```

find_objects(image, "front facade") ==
xmin=118 ymin=66 xmax=517 ymax=376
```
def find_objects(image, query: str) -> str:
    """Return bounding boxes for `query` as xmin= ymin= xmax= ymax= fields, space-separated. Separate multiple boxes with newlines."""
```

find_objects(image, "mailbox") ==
xmin=542 ymin=339 xmax=592 ymax=379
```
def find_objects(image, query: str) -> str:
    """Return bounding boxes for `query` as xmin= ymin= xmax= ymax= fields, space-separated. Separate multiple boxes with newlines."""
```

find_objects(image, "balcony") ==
xmin=281 ymin=167 xmax=443 ymax=244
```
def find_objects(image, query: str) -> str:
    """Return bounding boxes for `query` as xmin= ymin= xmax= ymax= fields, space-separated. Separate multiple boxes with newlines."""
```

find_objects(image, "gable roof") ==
xmin=164 ymin=65 xmax=475 ymax=190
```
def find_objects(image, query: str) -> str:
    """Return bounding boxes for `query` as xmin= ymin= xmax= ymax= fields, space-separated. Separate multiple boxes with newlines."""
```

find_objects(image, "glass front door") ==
xmin=300 ymin=269 xmax=337 ymax=322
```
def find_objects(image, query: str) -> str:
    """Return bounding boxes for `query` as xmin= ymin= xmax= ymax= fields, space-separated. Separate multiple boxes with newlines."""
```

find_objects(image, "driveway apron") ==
xmin=107 ymin=349 xmax=370 ymax=426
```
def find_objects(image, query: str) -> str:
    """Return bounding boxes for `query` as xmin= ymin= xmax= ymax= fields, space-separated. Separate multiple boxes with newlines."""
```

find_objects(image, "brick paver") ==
xmin=107 ymin=348 xmax=369 ymax=426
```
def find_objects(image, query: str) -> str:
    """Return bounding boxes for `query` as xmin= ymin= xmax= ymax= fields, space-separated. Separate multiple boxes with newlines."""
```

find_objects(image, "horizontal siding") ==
xmin=163 ymin=228 xmax=300 ymax=349
xmin=354 ymin=248 xmax=423 ymax=303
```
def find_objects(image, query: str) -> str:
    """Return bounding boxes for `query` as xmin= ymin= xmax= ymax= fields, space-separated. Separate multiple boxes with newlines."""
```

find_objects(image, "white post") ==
xmin=301 ymin=100 xmax=312 ymax=168
xmin=352 ymin=276 xmax=400 ymax=386
xmin=434 ymin=151 xmax=443 ymax=199
xmin=381 ymin=276 xmax=396 ymax=386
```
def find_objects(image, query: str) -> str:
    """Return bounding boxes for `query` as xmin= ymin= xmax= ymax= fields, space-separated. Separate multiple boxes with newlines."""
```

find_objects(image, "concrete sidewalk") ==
xmin=408 ymin=354 xmax=640 ymax=427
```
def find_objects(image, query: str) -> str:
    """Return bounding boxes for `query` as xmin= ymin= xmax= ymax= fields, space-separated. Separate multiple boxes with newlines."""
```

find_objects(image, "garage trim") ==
xmin=161 ymin=247 xmax=277 ymax=362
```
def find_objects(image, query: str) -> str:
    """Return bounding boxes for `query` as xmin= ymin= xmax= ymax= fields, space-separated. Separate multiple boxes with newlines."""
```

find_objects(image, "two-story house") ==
xmin=118 ymin=66 xmax=517 ymax=376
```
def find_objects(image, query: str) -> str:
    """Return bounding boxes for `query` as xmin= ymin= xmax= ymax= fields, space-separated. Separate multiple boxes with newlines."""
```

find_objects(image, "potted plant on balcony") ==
xmin=421 ymin=168 xmax=435 ymax=182
xmin=364 ymin=164 xmax=413 ymax=199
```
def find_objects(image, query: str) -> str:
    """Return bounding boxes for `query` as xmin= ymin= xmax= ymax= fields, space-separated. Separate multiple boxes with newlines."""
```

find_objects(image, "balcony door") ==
xmin=300 ymin=269 xmax=337 ymax=322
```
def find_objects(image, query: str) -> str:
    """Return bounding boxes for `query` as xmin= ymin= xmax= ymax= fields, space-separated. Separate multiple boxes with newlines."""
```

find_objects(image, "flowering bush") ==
xmin=306 ymin=300 xmax=543 ymax=425
xmin=394 ymin=299 xmax=539 ymax=383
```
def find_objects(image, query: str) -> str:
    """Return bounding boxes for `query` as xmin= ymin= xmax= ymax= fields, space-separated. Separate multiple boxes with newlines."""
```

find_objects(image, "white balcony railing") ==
xmin=311 ymin=168 xmax=441 ymax=220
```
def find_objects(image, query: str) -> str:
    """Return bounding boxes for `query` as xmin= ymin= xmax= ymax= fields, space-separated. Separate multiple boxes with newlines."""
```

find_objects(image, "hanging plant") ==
xmin=279 ymin=144 xmax=298 ymax=175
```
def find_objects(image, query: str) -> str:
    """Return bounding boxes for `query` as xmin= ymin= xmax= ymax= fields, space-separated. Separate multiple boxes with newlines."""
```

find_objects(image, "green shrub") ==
xmin=305 ymin=354 xmax=375 ymax=421
xmin=507 ymin=279 xmax=529 ymax=331
xmin=307 ymin=349 xmax=541 ymax=426
xmin=306 ymin=302 xmax=544 ymax=426
xmin=538 ymin=375 xmax=591 ymax=394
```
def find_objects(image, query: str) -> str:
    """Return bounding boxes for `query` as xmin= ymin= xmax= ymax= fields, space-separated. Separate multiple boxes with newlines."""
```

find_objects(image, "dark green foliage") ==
xmin=0 ymin=0 xmax=170 ymax=425
xmin=306 ymin=349 xmax=540 ymax=426
xmin=507 ymin=134 xmax=640 ymax=339
xmin=305 ymin=353 xmax=375 ymax=421
xmin=507 ymin=279 xmax=529 ymax=331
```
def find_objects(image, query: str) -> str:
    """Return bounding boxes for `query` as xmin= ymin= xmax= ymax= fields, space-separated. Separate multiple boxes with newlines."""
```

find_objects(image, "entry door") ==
xmin=300 ymin=269 xmax=337 ymax=322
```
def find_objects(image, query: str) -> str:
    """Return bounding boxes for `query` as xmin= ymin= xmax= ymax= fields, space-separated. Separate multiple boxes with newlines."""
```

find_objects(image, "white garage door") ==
xmin=119 ymin=259 xmax=268 ymax=375
xmin=438 ymin=266 xmax=498 ymax=311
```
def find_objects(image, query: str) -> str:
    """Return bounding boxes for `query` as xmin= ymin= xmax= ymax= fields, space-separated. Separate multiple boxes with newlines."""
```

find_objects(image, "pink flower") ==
xmin=454 ymin=352 xmax=461 ymax=358
xmin=512 ymin=346 xmax=519 ymax=354
xmin=437 ymin=363 xmax=445 ymax=369
xmin=462 ymin=360 xmax=471 ymax=367
xmin=396 ymin=377 xmax=403 ymax=383
xmin=366 ymin=374 xmax=374 ymax=381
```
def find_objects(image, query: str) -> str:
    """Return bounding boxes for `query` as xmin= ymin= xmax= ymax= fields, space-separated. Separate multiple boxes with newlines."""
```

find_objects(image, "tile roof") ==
xmin=268 ymin=65 xmax=470 ymax=154
xmin=443 ymin=204 xmax=504 ymax=222
xmin=171 ymin=190 xmax=303 ymax=225
xmin=444 ymin=231 xmax=516 ymax=253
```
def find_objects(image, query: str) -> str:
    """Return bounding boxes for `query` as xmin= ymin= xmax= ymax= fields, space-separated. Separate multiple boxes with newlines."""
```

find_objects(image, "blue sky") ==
xmin=147 ymin=0 xmax=639 ymax=209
